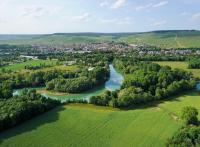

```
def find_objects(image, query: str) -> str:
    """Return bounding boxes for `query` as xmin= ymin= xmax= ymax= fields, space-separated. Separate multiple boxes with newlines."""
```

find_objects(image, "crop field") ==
xmin=154 ymin=61 xmax=200 ymax=78
xmin=0 ymin=59 xmax=58 ymax=72
xmin=0 ymin=104 xmax=179 ymax=147
xmin=1 ymin=90 xmax=200 ymax=147
xmin=159 ymin=91 xmax=200 ymax=118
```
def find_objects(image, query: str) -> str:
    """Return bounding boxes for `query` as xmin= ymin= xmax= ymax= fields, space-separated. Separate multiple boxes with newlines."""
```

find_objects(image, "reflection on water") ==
xmin=105 ymin=64 xmax=124 ymax=91
xmin=197 ymin=83 xmax=200 ymax=90
xmin=13 ymin=64 xmax=124 ymax=102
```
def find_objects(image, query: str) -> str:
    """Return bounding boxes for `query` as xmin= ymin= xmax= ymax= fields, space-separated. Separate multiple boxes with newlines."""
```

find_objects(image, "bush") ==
xmin=181 ymin=106 xmax=199 ymax=125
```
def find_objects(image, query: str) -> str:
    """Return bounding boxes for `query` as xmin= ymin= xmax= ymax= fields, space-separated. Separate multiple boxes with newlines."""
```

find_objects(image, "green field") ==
xmin=1 ymin=30 xmax=200 ymax=48
xmin=0 ymin=59 xmax=58 ymax=72
xmin=1 ymin=90 xmax=200 ymax=147
xmin=154 ymin=61 xmax=200 ymax=78
xmin=0 ymin=105 xmax=179 ymax=147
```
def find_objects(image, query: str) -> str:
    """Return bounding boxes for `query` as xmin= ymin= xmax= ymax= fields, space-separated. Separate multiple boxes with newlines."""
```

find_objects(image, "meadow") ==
xmin=1 ymin=90 xmax=200 ymax=147
xmin=0 ymin=104 xmax=179 ymax=147
xmin=154 ymin=61 xmax=200 ymax=78
xmin=0 ymin=59 xmax=58 ymax=72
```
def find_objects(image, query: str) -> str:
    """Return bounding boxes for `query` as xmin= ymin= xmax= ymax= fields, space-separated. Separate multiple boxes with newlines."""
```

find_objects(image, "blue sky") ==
xmin=0 ymin=0 xmax=200 ymax=34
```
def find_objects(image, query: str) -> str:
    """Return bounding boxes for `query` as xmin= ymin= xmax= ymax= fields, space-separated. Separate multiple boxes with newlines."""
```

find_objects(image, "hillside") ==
xmin=0 ymin=30 xmax=200 ymax=49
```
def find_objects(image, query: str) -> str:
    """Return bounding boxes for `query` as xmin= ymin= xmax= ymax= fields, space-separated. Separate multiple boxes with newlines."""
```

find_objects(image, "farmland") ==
xmin=0 ymin=59 xmax=58 ymax=72
xmin=0 ymin=104 xmax=179 ymax=147
xmin=0 ymin=90 xmax=200 ymax=147
xmin=1 ymin=30 xmax=200 ymax=49
xmin=154 ymin=61 xmax=200 ymax=78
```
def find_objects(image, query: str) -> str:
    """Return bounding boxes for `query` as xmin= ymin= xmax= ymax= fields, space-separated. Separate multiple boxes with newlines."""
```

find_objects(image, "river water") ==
xmin=13 ymin=64 xmax=124 ymax=102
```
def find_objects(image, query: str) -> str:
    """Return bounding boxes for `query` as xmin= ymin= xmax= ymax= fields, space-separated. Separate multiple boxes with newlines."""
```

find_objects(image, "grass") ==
xmin=154 ymin=61 xmax=200 ymax=78
xmin=159 ymin=91 xmax=200 ymax=118
xmin=0 ymin=59 xmax=58 ymax=72
xmin=0 ymin=104 xmax=179 ymax=147
xmin=1 ymin=90 xmax=200 ymax=147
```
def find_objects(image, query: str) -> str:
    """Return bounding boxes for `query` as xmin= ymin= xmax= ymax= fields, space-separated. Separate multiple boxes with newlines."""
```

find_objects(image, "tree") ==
xmin=181 ymin=106 xmax=199 ymax=125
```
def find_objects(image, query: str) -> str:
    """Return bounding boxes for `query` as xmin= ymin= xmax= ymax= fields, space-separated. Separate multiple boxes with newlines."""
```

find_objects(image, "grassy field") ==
xmin=0 ymin=104 xmax=179 ymax=147
xmin=1 ymin=90 xmax=200 ymax=147
xmin=0 ymin=59 xmax=58 ymax=72
xmin=154 ymin=61 xmax=200 ymax=78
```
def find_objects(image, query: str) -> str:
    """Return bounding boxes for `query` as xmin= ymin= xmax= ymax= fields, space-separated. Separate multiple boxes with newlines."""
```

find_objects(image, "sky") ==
xmin=0 ymin=0 xmax=200 ymax=34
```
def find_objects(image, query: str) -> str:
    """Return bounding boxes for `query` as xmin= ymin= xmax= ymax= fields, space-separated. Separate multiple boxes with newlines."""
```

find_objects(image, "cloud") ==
xmin=153 ymin=1 xmax=168 ymax=8
xmin=100 ymin=18 xmax=118 ymax=23
xmin=111 ymin=0 xmax=126 ymax=9
xmin=21 ymin=6 xmax=60 ymax=18
xmin=135 ymin=3 xmax=153 ymax=11
xmin=0 ymin=18 xmax=6 ymax=23
xmin=152 ymin=20 xmax=167 ymax=27
xmin=135 ymin=1 xmax=168 ymax=11
xmin=192 ymin=12 xmax=200 ymax=20
xmin=100 ymin=17 xmax=133 ymax=25
xmin=72 ymin=12 xmax=91 ymax=22
xmin=181 ymin=12 xmax=190 ymax=16
xmin=100 ymin=1 xmax=109 ymax=7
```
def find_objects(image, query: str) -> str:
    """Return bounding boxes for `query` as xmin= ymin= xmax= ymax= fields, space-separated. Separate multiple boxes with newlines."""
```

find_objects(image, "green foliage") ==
xmin=181 ymin=106 xmax=199 ymax=125
xmin=0 ymin=90 xmax=60 ymax=131
xmin=167 ymin=126 xmax=200 ymax=147
xmin=46 ymin=66 xmax=109 ymax=93
xmin=188 ymin=58 xmax=200 ymax=69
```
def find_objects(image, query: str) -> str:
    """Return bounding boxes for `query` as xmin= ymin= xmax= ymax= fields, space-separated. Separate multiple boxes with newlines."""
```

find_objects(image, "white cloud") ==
xmin=135 ymin=3 xmax=153 ymax=11
xmin=152 ymin=20 xmax=167 ymax=27
xmin=152 ymin=1 xmax=168 ymax=8
xmin=100 ymin=18 xmax=118 ymax=23
xmin=111 ymin=0 xmax=126 ymax=9
xmin=192 ymin=12 xmax=200 ymax=20
xmin=21 ymin=6 xmax=61 ymax=18
xmin=181 ymin=12 xmax=190 ymax=16
xmin=72 ymin=12 xmax=91 ymax=22
xmin=100 ymin=1 xmax=109 ymax=7
xmin=135 ymin=1 xmax=168 ymax=11
xmin=100 ymin=17 xmax=133 ymax=25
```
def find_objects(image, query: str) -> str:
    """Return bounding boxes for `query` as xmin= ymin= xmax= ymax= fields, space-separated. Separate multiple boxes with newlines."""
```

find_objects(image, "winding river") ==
xmin=13 ymin=64 xmax=124 ymax=102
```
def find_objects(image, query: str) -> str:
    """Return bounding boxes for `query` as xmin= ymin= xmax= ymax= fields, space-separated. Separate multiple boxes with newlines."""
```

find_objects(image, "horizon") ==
xmin=0 ymin=29 xmax=200 ymax=35
xmin=0 ymin=0 xmax=200 ymax=34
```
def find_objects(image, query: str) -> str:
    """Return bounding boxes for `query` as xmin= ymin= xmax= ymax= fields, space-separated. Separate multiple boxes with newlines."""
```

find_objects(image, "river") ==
xmin=13 ymin=64 xmax=124 ymax=102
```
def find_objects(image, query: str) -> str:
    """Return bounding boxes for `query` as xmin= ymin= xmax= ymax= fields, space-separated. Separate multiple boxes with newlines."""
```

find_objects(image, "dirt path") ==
xmin=175 ymin=34 xmax=184 ymax=48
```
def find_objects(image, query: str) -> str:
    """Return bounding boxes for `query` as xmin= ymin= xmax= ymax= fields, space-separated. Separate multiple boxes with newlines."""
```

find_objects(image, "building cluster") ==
xmin=31 ymin=43 xmax=137 ymax=53
xmin=138 ymin=49 xmax=200 ymax=56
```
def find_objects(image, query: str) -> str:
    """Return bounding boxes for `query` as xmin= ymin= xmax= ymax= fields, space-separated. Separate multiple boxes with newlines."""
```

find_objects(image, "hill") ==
xmin=0 ymin=30 xmax=200 ymax=48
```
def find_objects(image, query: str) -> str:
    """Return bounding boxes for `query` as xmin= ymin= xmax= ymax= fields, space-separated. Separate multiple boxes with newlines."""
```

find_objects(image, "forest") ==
xmin=90 ymin=58 xmax=196 ymax=108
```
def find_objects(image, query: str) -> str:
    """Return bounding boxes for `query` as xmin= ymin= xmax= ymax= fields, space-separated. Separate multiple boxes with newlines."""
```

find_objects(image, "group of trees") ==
xmin=0 ymin=68 xmax=80 ymax=90
xmin=24 ymin=63 xmax=52 ymax=70
xmin=167 ymin=106 xmax=200 ymax=146
xmin=90 ymin=58 xmax=196 ymax=108
xmin=188 ymin=58 xmax=200 ymax=69
xmin=0 ymin=89 xmax=60 ymax=131
xmin=46 ymin=66 xmax=109 ymax=93
xmin=90 ymin=90 xmax=118 ymax=107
